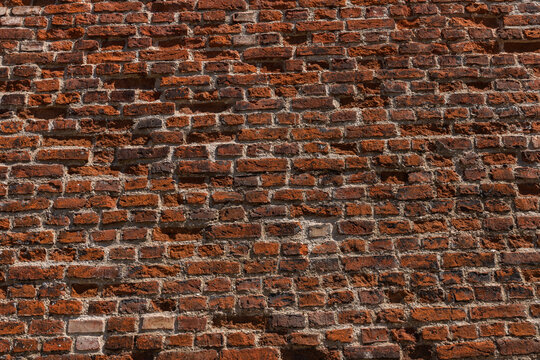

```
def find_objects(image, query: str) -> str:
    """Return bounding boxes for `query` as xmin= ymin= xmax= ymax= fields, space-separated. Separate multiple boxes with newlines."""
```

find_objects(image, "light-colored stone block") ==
xmin=308 ymin=224 xmax=331 ymax=238
xmin=68 ymin=319 xmax=105 ymax=334
xmin=232 ymin=12 xmax=256 ymax=23
xmin=232 ymin=35 xmax=257 ymax=46
xmin=76 ymin=336 xmax=100 ymax=351
xmin=12 ymin=6 xmax=41 ymax=16
xmin=142 ymin=315 xmax=175 ymax=330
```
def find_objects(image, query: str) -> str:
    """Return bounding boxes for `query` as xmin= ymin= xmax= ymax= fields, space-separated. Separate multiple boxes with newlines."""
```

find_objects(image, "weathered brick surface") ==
xmin=0 ymin=0 xmax=539 ymax=359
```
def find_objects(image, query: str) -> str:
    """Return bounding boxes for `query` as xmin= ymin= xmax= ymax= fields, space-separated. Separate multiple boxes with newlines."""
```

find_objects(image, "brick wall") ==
xmin=0 ymin=0 xmax=539 ymax=359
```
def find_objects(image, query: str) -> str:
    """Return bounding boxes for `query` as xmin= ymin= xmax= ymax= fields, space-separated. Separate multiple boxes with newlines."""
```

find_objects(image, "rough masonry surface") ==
xmin=0 ymin=0 xmax=539 ymax=359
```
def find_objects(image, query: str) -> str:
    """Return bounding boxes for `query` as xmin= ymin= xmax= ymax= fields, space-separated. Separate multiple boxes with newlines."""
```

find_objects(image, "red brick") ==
xmin=411 ymin=307 xmax=466 ymax=322
xmin=237 ymin=158 xmax=288 ymax=173
xmin=470 ymin=305 xmax=526 ymax=320
xmin=497 ymin=339 xmax=540 ymax=356
xmin=436 ymin=341 xmax=495 ymax=359
xmin=344 ymin=345 xmax=400 ymax=359
xmin=0 ymin=321 xmax=25 ymax=335
xmin=198 ymin=0 xmax=247 ymax=10
xmin=29 ymin=319 xmax=64 ymax=335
